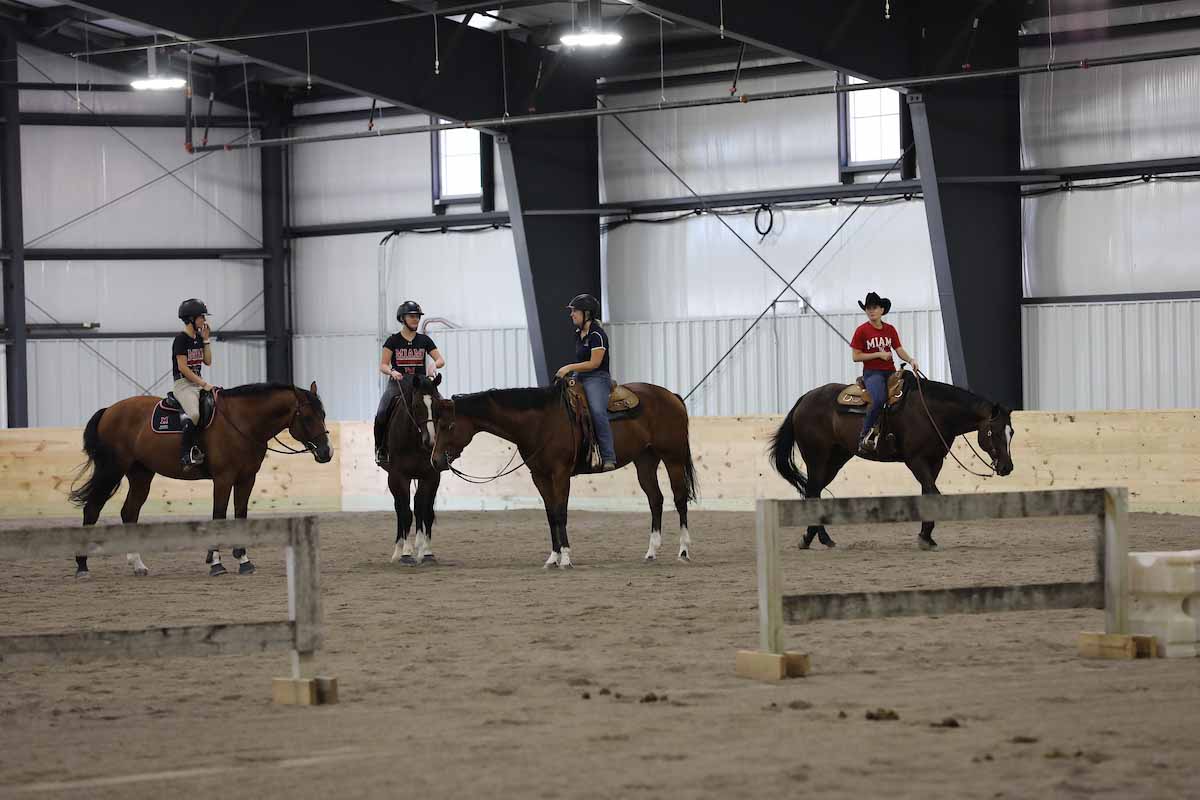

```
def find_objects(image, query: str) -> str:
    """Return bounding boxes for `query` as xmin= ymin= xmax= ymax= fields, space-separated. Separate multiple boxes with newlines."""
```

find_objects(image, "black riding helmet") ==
xmin=396 ymin=300 xmax=424 ymax=323
xmin=566 ymin=293 xmax=601 ymax=321
xmin=178 ymin=298 xmax=209 ymax=322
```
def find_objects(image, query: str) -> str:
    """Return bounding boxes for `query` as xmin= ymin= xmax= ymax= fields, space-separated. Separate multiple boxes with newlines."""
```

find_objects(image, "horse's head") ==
xmin=410 ymin=373 xmax=443 ymax=451
xmin=977 ymin=404 xmax=1015 ymax=477
xmin=430 ymin=395 xmax=474 ymax=472
xmin=291 ymin=381 xmax=333 ymax=463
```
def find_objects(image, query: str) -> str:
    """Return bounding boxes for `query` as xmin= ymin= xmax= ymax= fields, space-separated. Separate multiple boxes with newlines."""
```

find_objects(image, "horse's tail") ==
xmin=768 ymin=398 xmax=808 ymax=494
xmin=674 ymin=392 xmax=699 ymax=502
xmin=68 ymin=408 xmax=124 ymax=508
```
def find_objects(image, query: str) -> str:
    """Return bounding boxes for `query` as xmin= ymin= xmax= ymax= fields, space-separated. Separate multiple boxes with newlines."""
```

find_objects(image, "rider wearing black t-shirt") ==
xmin=375 ymin=300 xmax=446 ymax=466
xmin=173 ymin=298 xmax=213 ymax=466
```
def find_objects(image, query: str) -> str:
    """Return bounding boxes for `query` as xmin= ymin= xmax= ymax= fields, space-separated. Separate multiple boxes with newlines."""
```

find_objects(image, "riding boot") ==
xmin=374 ymin=417 xmax=389 ymax=467
xmin=180 ymin=420 xmax=202 ymax=466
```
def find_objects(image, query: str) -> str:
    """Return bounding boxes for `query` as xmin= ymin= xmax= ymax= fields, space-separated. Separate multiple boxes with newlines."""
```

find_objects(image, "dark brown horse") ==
xmin=429 ymin=382 xmax=697 ymax=567
xmin=381 ymin=374 xmax=443 ymax=564
xmin=69 ymin=382 xmax=333 ymax=578
xmin=769 ymin=370 xmax=1014 ymax=550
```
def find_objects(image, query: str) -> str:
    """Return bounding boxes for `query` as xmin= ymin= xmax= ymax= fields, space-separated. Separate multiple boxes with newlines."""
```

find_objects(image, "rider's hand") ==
xmin=878 ymin=350 xmax=893 ymax=362
xmin=554 ymin=366 xmax=571 ymax=381
xmin=909 ymin=360 xmax=920 ymax=373
xmin=389 ymin=370 xmax=402 ymax=381
xmin=198 ymin=319 xmax=211 ymax=338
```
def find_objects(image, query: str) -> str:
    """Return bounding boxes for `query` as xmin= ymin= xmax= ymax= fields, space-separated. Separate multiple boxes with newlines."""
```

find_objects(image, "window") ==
xmin=432 ymin=119 xmax=486 ymax=207
xmin=845 ymin=76 xmax=901 ymax=164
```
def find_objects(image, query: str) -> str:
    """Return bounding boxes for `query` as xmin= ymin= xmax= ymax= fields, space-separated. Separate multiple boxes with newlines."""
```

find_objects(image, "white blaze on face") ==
xmin=1005 ymin=424 xmax=1014 ymax=451
xmin=423 ymin=394 xmax=435 ymax=446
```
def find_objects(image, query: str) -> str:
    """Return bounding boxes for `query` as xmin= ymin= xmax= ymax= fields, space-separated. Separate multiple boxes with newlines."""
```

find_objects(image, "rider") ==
xmin=555 ymin=294 xmax=617 ymax=472
xmin=375 ymin=300 xmax=445 ymax=466
xmin=850 ymin=291 xmax=920 ymax=454
xmin=173 ymin=298 xmax=214 ymax=466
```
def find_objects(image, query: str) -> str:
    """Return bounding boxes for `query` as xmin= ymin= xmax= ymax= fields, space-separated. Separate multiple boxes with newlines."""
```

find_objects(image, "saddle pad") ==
xmin=151 ymin=401 xmax=186 ymax=434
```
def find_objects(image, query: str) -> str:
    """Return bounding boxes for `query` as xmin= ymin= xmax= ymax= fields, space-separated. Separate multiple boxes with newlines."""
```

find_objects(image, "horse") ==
xmin=768 ymin=369 xmax=1015 ymax=550
xmin=68 ymin=381 xmax=333 ymax=578
xmin=428 ymin=382 xmax=697 ymax=567
xmin=380 ymin=373 xmax=444 ymax=564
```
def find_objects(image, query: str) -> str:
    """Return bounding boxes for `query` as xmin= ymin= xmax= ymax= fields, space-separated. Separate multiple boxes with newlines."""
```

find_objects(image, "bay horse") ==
xmin=381 ymin=374 xmax=443 ymax=564
xmin=429 ymin=382 xmax=697 ymax=567
xmin=68 ymin=381 xmax=333 ymax=578
xmin=769 ymin=369 xmax=1015 ymax=550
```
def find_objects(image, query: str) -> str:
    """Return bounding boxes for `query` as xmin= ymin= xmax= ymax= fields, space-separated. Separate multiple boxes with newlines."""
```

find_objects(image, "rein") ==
xmin=216 ymin=393 xmax=323 ymax=456
xmin=440 ymin=385 xmax=572 ymax=484
xmin=910 ymin=368 xmax=999 ymax=479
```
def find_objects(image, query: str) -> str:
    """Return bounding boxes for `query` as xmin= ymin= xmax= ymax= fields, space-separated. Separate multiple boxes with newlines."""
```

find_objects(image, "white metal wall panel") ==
xmin=26 ymin=338 xmax=264 ymax=427
xmin=293 ymin=327 xmax=534 ymax=421
xmin=604 ymin=199 xmax=935 ymax=321
xmin=1022 ymin=179 xmax=1200 ymax=297
xmin=22 ymin=125 xmax=261 ymax=249
xmin=610 ymin=309 xmax=950 ymax=417
xmin=1023 ymin=299 xmax=1200 ymax=411
xmin=1020 ymin=29 xmax=1200 ymax=169
xmin=23 ymin=259 xmax=264 ymax=332
xmin=601 ymin=70 xmax=839 ymax=202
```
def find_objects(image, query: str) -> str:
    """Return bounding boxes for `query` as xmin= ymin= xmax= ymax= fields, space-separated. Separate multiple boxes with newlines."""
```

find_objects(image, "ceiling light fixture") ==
xmin=560 ymin=29 xmax=622 ymax=47
xmin=131 ymin=47 xmax=186 ymax=91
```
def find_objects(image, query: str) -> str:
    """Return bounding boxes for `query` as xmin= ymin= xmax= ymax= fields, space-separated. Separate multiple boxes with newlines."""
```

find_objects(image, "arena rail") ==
xmin=737 ymin=488 xmax=1135 ymax=680
xmin=0 ymin=516 xmax=337 ymax=704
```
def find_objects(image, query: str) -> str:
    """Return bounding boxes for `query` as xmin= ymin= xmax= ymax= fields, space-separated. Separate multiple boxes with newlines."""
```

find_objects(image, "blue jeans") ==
xmin=860 ymin=370 xmax=890 ymax=443
xmin=579 ymin=371 xmax=616 ymax=463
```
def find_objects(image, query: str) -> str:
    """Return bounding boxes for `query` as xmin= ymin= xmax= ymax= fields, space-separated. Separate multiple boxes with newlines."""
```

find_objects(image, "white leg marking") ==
xmin=402 ymin=538 xmax=414 ymax=557
xmin=415 ymin=531 xmax=431 ymax=560
xmin=544 ymin=551 xmax=560 ymax=568
xmin=678 ymin=527 xmax=692 ymax=561
xmin=559 ymin=547 xmax=573 ymax=569
xmin=423 ymin=395 xmax=435 ymax=446
xmin=644 ymin=530 xmax=662 ymax=561
xmin=390 ymin=542 xmax=404 ymax=562
xmin=127 ymin=553 xmax=149 ymax=576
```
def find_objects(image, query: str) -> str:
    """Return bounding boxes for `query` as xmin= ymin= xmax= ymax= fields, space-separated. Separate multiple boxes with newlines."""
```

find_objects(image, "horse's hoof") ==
xmin=133 ymin=567 xmax=149 ymax=577
xmin=822 ymin=540 xmax=837 ymax=549
xmin=209 ymin=563 xmax=228 ymax=577
xmin=558 ymin=561 xmax=574 ymax=570
xmin=677 ymin=551 xmax=691 ymax=562
xmin=918 ymin=538 xmax=939 ymax=552
xmin=644 ymin=553 xmax=656 ymax=562
xmin=75 ymin=569 xmax=90 ymax=579
xmin=798 ymin=540 xmax=813 ymax=550
xmin=400 ymin=555 xmax=417 ymax=566
xmin=420 ymin=554 xmax=437 ymax=565
xmin=238 ymin=561 xmax=257 ymax=575
xmin=205 ymin=551 xmax=215 ymax=564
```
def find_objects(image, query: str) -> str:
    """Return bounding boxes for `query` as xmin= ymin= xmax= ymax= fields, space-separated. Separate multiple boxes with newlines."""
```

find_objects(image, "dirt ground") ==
xmin=1 ymin=507 xmax=1198 ymax=799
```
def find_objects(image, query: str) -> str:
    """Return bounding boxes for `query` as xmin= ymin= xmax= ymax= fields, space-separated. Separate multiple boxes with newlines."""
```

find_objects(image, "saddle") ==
xmin=563 ymin=378 xmax=642 ymax=472
xmin=152 ymin=389 xmax=217 ymax=434
xmin=836 ymin=370 xmax=907 ymax=414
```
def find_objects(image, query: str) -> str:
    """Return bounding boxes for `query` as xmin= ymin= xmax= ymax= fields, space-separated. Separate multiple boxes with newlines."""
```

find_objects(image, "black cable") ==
xmin=753 ymin=204 xmax=774 ymax=241
xmin=681 ymin=145 xmax=913 ymax=403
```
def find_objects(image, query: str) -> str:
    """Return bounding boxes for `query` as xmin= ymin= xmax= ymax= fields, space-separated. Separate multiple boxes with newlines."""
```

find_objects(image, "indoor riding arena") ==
xmin=3 ymin=2 xmax=1200 ymax=798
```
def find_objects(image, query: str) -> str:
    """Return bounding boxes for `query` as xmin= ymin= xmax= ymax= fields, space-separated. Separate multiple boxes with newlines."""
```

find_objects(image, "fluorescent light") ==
xmin=131 ymin=76 xmax=186 ymax=91
xmin=560 ymin=30 xmax=622 ymax=47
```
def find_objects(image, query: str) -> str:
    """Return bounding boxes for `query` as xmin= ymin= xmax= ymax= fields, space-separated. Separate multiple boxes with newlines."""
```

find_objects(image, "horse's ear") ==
xmin=310 ymin=381 xmax=319 ymax=395
xmin=432 ymin=373 xmax=443 ymax=387
xmin=992 ymin=403 xmax=1004 ymax=419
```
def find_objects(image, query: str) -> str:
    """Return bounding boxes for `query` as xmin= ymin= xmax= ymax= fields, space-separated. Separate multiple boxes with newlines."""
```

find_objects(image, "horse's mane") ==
xmin=911 ymin=373 xmax=998 ymax=416
xmin=452 ymin=386 xmax=560 ymax=416
xmin=220 ymin=382 xmax=325 ymax=416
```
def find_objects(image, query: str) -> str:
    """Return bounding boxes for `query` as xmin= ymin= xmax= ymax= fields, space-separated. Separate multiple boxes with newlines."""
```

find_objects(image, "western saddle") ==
xmin=836 ymin=370 xmax=907 ymax=412
xmin=563 ymin=378 xmax=640 ymax=472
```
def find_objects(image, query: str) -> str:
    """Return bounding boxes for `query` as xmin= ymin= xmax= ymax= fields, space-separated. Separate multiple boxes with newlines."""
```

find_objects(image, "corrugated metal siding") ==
xmin=26 ymin=338 xmax=264 ymax=427
xmin=1023 ymin=300 xmax=1200 ymax=410
xmin=293 ymin=327 xmax=536 ymax=421
xmin=610 ymin=309 xmax=951 ymax=417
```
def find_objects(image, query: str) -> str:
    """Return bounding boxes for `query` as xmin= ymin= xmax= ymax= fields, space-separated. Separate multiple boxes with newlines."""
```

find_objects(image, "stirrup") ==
xmin=183 ymin=445 xmax=205 ymax=466
xmin=601 ymin=460 xmax=617 ymax=472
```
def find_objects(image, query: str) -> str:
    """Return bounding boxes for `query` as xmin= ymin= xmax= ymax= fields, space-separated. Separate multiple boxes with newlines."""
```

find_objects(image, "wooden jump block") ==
xmin=735 ymin=650 xmax=811 ymax=681
xmin=272 ymin=676 xmax=339 ymax=705
xmin=1078 ymin=632 xmax=1158 ymax=660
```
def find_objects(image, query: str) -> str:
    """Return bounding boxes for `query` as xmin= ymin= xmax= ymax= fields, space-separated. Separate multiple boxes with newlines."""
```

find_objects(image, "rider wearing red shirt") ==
xmin=850 ymin=292 xmax=920 ymax=453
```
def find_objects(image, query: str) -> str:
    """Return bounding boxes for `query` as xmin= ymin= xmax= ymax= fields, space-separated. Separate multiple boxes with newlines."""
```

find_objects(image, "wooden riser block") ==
xmin=1078 ymin=632 xmax=1158 ymax=660
xmin=273 ymin=676 xmax=340 ymax=705
xmin=735 ymin=650 xmax=811 ymax=681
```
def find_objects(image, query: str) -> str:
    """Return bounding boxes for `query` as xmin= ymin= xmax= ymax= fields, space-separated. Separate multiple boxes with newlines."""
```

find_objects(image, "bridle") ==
xmin=433 ymin=391 xmax=565 ymax=484
xmin=911 ymin=367 xmax=1004 ymax=479
xmin=217 ymin=392 xmax=329 ymax=456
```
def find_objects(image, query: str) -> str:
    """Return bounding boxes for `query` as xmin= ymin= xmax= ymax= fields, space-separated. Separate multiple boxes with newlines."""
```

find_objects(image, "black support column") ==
xmin=1 ymin=26 xmax=27 ymax=427
xmin=260 ymin=97 xmax=290 ymax=384
xmin=909 ymin=9 xmax=1023 ymax=409
xmin=497 ymin=58 xmax=600 ymax=386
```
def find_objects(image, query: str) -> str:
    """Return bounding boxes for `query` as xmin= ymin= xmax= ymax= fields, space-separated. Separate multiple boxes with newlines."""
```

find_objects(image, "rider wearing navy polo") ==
xmin=555 ymin=294 xmax=617 ymax=472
